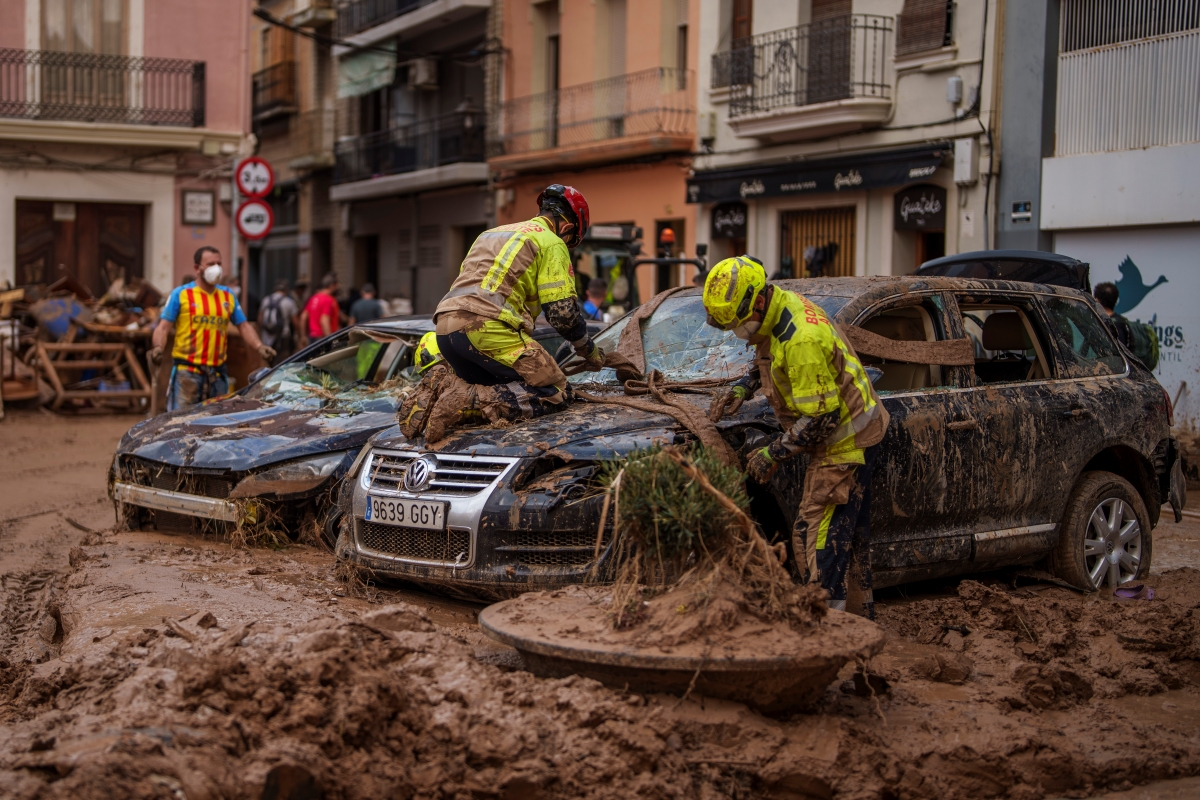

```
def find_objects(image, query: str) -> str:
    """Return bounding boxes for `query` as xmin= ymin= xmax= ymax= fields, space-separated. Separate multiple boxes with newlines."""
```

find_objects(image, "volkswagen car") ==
xmin=338 ymin=277 xmax=1183 ymax=599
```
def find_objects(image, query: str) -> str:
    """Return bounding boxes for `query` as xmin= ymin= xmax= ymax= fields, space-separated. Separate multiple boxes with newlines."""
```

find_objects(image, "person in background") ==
xmin=1093 ymin=282 xmax=1133 ymax=348
xmin=302 ymin=273 xmax=341 ymax=341
xmin=149 ymin=246 xmax=275 ymax=412
xmin=257 ymin=280 xmax=298 ymax=365
xmin=291 ymin=279 xmax=311 ymax=349
xmin=350 ymin=283 xmax=384 ymax=324
xmin=582 ymin=278 xmax=607 ymax=321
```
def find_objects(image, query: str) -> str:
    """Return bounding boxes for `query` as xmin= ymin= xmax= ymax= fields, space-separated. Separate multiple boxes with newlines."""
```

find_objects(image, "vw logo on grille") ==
xmin=403 ymin=455 xmax=438 ymax=493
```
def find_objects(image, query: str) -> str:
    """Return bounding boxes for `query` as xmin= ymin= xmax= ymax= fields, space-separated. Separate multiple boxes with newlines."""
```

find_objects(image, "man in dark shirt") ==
xmin=349 ymin=283 xmax=384 ymax=324
xmin=1094 ymin=282 xmax=1133 ymax=348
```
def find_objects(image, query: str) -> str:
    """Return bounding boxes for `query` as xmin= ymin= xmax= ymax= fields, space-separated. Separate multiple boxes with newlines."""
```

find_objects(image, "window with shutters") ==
xmin=896 ymin=0 xmax=954 ymax=57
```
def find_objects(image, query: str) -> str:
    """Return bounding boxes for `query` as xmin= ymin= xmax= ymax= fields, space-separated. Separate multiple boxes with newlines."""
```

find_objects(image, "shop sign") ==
xmin=711 ymin=202 xmax=747 ymax=239
xmin=894 ymin=184 xmax=947 ymax=231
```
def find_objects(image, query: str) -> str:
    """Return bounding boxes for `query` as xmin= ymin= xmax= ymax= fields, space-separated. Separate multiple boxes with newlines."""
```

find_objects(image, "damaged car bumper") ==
xmin=112 ymin=481 xmax=241 ymax=522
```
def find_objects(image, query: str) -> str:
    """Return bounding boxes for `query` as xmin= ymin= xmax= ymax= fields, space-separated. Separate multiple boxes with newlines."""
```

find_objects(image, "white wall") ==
xmin=0 ymin=167 xmax=176 ymax=291
xmin=1055 ymin=225 xmax=1200 ymax=432
xmin=1041 ymin=142 xmax=1200 ymax=230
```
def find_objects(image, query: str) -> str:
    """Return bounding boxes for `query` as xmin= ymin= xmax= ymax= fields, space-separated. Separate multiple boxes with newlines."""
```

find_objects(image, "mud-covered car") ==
xmin=338 ymin=277 xmax=1184 ymax=599
xmin=108 ymin=318 xmax=595 ymax=542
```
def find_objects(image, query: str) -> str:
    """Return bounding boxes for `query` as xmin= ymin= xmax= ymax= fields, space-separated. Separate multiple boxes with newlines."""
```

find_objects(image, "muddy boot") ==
xmin=477 ymin=381 xmax=571 ymax=425
xmin=425 ymin=373 xmax=485 ymax=444
xmin=397 ymin=364 xmax=449 ymax=440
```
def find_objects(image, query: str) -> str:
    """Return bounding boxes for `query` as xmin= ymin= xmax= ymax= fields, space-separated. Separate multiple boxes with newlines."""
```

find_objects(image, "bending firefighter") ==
xmin=705 ymin=257 xmax=889 ymax=618
xmin=399 ymin=185 xmax=605 ymax=442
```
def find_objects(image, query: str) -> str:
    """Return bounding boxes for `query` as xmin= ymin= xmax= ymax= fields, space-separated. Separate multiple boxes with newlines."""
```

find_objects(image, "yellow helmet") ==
xmin=414 ymin=331 xmax=443 ymax=374
xmin=702 ymin=256 xmax=767 ymax=329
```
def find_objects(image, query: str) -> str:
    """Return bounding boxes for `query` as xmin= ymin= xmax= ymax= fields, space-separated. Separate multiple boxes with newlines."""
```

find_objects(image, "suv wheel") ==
xmin=1050 ymin=471 xmax=1152 ymax=591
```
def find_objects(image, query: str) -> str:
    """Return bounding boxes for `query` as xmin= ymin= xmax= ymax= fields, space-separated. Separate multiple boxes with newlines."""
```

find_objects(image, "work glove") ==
xmin=256 ymin=344 xmax=277 ymax=362
xmin=745 ymin=446 xmax=779 ymax=484
xmin=147 ymin=346 xmax=164 ymax=366
xmin=574 ymin=338 xmax=605 ymax=371
xmin=708 ymin=384 xmax=751 ymax=422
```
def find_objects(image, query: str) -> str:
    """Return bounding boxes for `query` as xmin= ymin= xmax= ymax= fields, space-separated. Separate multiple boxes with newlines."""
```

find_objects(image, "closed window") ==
xmin=896 ymin=0 xmax=953 ymax=57
xmin=1042 ymin=296 xmax=1126 ymax=377
xmin=43 ymin=0 xmax=124 ymax=54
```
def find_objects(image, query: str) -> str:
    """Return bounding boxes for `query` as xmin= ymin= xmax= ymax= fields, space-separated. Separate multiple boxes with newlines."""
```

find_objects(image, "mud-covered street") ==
xmin=0 ymin=410 xmax=1197 ymax=800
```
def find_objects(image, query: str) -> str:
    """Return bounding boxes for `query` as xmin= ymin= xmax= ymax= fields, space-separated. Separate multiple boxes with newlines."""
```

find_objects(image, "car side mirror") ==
xmin=247 ymin=367 xmax=271 ymax=385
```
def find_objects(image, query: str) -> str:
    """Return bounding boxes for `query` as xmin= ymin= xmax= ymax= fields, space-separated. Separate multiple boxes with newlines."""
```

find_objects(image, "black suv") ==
xmin=339 ymin=277 xmax=1182 ymax=598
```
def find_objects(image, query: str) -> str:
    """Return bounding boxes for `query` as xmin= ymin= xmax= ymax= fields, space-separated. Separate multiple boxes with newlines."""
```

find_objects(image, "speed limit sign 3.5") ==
xmin=235 ymin=156 xmax=274 ymax=198
xmin=236 ymin=199 xmax=274 ymax=240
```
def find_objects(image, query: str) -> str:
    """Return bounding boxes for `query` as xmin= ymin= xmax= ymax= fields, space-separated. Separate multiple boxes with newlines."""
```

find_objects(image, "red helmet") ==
xmin=536 ymin=184 xmax=590 ymax=247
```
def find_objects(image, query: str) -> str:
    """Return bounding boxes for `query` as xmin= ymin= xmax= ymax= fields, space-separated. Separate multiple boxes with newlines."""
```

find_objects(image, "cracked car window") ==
xmin=572 ymin=293 xmax=851 ymax=384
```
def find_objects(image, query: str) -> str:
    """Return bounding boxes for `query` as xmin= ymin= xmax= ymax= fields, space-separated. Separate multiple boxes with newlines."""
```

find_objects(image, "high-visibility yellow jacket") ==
xmin=754 ymin=287 xmax=889 ymax=466
xmin=435 ymin=216 xmax=577 ymax=335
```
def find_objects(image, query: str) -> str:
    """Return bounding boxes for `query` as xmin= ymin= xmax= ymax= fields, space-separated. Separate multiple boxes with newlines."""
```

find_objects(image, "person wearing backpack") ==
xmin=258 ymin=280 xmax=299 ymax=365
xmin=1094 ymin=282 xmax=1159 ymax=370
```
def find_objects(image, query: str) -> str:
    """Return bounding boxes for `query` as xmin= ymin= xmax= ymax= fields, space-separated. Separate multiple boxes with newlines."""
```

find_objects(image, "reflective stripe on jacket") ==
xmin=435 ymin=216 xmax=577 ymax=334
xmin=754 ymin=288 xmax=888 ymax=466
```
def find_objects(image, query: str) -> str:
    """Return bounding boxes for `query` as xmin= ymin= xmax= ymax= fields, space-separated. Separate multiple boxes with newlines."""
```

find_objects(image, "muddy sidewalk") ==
xmin=2 ymin=411 xmax=1200 ymax=799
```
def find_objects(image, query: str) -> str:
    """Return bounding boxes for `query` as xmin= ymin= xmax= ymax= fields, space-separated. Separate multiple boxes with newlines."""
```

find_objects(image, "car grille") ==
xmin=494 ymin=529 xmax=613 ymax=569
xmin=358 ymin=521 xmax=472 ymax=567
xmin=364 ymin=451 xmax=512 ymax=497
xmin=124 ymin=458 xmax=234 ymax=500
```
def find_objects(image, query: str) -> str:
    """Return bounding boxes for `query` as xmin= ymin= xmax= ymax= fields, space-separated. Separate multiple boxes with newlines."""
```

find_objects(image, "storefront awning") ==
xmin=686 ymin=144 xmax=951 ymax=204
xmin=337 ymin=41 xmax=396 ymax=99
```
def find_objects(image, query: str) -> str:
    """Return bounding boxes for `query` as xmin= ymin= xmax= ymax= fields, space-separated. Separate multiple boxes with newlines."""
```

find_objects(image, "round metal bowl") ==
xmin=479 ymin=594 xmax=886 ymax=715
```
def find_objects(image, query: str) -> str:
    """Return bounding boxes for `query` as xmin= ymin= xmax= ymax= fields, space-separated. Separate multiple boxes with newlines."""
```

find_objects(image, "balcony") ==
xmin=0 ymin=48 xmax=204 ymax=128
xmin=333 ymin=0 xmax=489 ymax=47
xmin=330 ymin=109 xmax=486 ymax=200
xmin=287 ymin=109 xmax=336 ymax=171
xmin=252 ymin=61 xmax=297 ymax=123
xmin=489 ymin=67 xmax=694 ymax=173
xmin=711 ymin=15 xmax=893 ymax=142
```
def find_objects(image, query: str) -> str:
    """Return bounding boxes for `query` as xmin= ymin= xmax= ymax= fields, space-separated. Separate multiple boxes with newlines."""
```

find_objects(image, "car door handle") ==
xmin=947 ymin=419 xmax=979 ymax=431
xmin=1062 ymin=407 xmax=1093 ymax=419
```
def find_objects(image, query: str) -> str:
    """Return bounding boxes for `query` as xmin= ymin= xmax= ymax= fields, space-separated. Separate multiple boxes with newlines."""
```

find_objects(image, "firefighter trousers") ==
xmin=792 ymin=444 xmax=878 ymax=619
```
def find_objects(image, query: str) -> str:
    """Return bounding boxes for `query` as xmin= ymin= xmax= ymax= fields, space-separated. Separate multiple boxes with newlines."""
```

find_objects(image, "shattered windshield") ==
xmin=570 ymin=293 xmax=851 ymax=385
xmin=243 ymin=328 xmax=419 ymax=412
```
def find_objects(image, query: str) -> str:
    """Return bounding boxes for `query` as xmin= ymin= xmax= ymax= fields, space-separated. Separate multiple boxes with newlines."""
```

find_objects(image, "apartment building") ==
xmin=328 ymin=0 xmax=492 ymax=314
xmin=998 ymin=0 xmax=1200 ymax=428
xmin=490 ymin=0 xmax=699 ymax=302
xmin=1 ymin=0 xmax=252 ymax=295
xmin=247 ymin=0 xmax=338 ymax=315
xmin=691 ymin=0 xmax=999 ymax=279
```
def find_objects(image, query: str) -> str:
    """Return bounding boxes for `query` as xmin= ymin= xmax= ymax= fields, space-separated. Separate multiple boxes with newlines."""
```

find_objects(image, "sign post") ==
xmin=236 ymin=199 xmax=274 ymax=241
xmin=235 ymin=156 xmax=275 ymax=199
xmin=232 ymin=157 xmax=275 ymax=282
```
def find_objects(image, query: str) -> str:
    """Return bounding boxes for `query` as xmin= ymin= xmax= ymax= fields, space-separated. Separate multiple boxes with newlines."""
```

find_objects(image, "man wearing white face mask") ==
xmin=150 ymin=246 xmax=275 ymax=411
xmin=703 ymin=256 xmax=888 ymax=618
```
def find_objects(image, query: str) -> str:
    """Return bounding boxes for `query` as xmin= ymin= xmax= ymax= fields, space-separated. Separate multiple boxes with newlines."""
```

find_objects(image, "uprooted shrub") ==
xmin=596 ymin=444 xmax=826 ymax=631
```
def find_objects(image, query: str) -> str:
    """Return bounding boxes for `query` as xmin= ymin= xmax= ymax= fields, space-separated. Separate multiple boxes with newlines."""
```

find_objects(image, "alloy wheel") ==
xmin=1083 ymin=497 xmax=1142 ymax=588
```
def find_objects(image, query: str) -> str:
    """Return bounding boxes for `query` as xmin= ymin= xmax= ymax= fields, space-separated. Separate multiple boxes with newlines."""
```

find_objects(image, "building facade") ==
xmin=998 ymin=0 xmax=1199 ymax=431
xmin=1 ymin=0 xmax=253 ymax=295
xmin=490 ymin=0 xmax=699 ymax=303
xmin=327 ymin=0 xmax=492 ymax=314
xmin=691 ymin=0 xmax=999 ymax=280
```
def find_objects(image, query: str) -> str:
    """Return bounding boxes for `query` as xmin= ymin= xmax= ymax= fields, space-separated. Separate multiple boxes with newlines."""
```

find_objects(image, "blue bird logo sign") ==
xmin=1114 ymin=255 xmax=1167 ymax=315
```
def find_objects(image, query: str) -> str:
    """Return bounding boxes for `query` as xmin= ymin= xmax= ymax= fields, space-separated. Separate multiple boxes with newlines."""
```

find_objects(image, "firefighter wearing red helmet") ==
xmin=397 ymin=184 xmax=605 ymax=442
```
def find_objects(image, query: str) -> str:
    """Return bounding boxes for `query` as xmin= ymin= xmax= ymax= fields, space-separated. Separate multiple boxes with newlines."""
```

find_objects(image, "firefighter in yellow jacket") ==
xmin=705 ymin=256 xmax=889 ymax=618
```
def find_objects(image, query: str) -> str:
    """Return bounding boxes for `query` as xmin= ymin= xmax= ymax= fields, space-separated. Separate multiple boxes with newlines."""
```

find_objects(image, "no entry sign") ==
xmin=236 ymin=199 xmax=274 ymax=240
xmin=235 ymin=157 xmax=274 ymax=198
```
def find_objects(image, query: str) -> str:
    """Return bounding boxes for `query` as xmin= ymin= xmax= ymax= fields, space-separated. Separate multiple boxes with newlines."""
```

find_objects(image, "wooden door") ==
xmin=12 ymin=200 xmax=143 ymax=294
xmin=780 ymin=206 xmax=856 ymax=278
xmin=15 ymin=201 xmax=56 ymax=286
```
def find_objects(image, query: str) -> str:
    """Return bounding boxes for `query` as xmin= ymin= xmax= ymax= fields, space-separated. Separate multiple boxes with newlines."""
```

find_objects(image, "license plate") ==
xmin=365 ymin=496 xmax=446 ymax=531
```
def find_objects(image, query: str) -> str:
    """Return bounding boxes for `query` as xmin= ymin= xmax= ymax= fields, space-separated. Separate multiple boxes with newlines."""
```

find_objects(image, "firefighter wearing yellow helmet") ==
xmin=705 ymin=256 xmax=890 ymax=618
xmin=413 ymin=331 xmax=443 ymax=375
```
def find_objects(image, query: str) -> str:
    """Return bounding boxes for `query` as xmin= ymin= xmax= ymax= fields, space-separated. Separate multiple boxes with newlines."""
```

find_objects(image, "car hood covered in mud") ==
xmin=117 ymin=390 xmax=400 ymax=471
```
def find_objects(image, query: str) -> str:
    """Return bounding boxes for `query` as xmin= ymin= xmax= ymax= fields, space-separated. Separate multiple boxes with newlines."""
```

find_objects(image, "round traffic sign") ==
xmin=235 ymin=157 xmax=274 ymax=198
xmin=236 ymin=199 xmax=274 ymax=240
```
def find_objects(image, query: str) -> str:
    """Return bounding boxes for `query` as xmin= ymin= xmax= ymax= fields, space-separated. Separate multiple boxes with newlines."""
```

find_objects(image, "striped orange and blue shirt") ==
xmin=162 ymin=282 xmax=247 ymax=368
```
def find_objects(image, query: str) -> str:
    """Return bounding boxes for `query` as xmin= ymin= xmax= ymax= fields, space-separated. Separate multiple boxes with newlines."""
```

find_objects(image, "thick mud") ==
xmin=2 ymin=410 xmax=1200 ymax=799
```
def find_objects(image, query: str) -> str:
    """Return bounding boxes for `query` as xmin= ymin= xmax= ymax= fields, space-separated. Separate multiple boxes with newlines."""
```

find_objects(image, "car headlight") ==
xmin=229 ymin=452 xmax=350 ymax=499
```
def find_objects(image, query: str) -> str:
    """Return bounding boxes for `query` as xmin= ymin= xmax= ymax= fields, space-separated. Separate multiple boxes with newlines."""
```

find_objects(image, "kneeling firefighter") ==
xmin=399 ymin=185 xmax=605 ymax=442
xmin=705 ymin=257 xmax=889 ymax=618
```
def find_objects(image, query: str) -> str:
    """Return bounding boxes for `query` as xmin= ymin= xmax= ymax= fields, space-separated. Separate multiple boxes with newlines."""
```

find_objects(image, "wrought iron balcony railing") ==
xmin=334 ymin=109 xmax=485 ymax=185
xmin=288 ymin=109 xmax=336 ymax=169
xmin=711 ymin=15 xmax=893 ymax=119
xmin=490 ymin=67 xmax=694 ymax=158
xmin=252 ymin=61 xmax=297 ymax=121
xmin=0 ymin=48 xmax=205 ymax=127
xmin=334 ymin=0 xmax=439 ymax=38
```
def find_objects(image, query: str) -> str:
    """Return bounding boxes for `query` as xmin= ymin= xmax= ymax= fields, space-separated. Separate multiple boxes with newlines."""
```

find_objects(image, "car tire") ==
xmin=1049 ymin=471 xmax=1152 ymax=591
